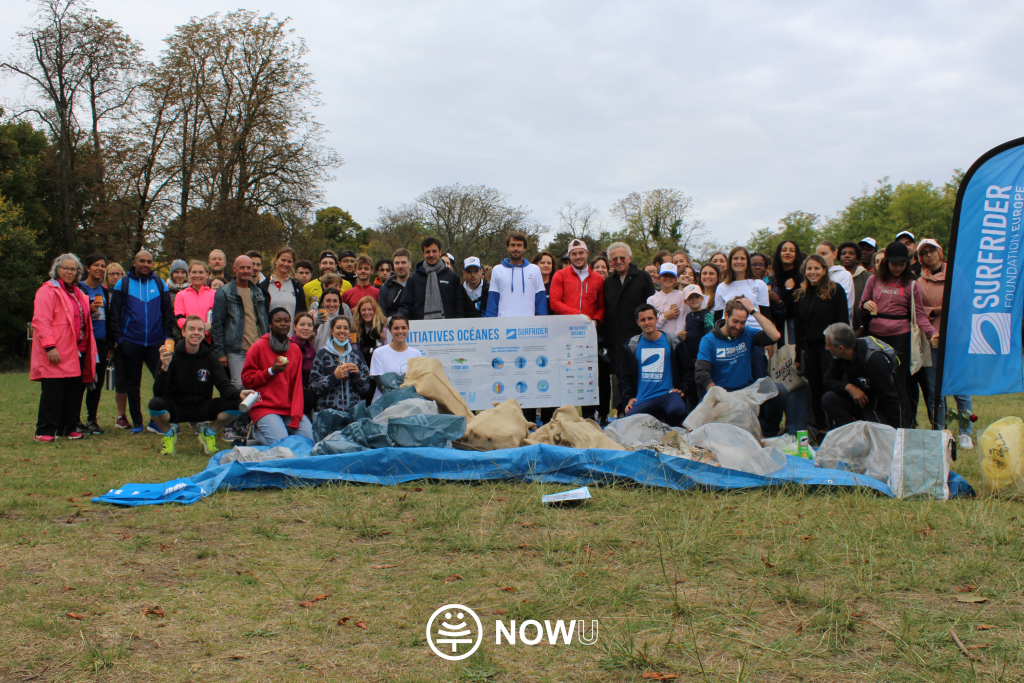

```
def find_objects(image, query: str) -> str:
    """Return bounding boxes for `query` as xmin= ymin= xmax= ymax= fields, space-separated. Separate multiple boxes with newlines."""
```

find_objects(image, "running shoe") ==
xmin=33 ymin=434 xmax=55 ymax=443
xmin=115 ymin=416 xmax=131 ymax=429
xmin=65 ymin=431 xmax=84 ymax=440
xmin=197 ymin=428 xmax=218 ymax=455
xmin=221 ymin=426 xmax=237 ymax=442
xmin=161 ymin=425 xmax=179 ymax=456
xmin=146 ymin=420 xmax=164 ymax=435
xmin=130 ymin=425 xmax=144 ymax=435
xmin=958 ymin=434 xmax=974 ymax=450
xmin=76 ymin=422 xmax=90 ymax=434
xmin=84 ymin=421 xmax=104 ymax=435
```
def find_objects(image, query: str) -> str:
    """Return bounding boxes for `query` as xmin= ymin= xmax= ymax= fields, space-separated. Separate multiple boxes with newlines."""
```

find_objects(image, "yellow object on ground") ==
xmin=979 ymin=416 xmax=1024 ymax=498
xmin=400 ymin=356 xmax=474 ymax=420
xmin=458 ymin=399 xmax=534 ymax=451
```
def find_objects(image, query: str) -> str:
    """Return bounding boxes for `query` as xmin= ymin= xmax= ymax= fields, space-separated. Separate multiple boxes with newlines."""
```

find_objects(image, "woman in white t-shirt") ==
xmin=714 ymin=246 xmax=772 ymax=378
xmin=369 ymin=315 xmax=423 ymax=403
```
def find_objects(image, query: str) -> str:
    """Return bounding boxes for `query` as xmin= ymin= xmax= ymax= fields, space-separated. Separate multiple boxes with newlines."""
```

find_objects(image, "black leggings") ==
xmin=873 ymin=332 xmax=911 ymax=426
xmin=83 ymin=339 xmax=108 ymax=422
xmin=802 ymin=340 xmax=832 ymax=431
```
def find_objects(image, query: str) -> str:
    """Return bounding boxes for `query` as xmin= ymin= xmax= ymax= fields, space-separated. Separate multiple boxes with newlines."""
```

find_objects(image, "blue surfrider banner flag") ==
xmin=939 ymin=137 xmax=1024 ymax=396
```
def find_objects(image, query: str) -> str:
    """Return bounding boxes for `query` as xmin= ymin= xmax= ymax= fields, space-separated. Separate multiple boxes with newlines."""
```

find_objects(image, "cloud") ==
xmin=2 ymin=0 xmax=1022 ymax=246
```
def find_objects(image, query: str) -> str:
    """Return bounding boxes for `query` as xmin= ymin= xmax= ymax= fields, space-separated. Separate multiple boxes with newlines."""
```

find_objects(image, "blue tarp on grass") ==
xmin=92 ymin=436 xmax=975 ymax=506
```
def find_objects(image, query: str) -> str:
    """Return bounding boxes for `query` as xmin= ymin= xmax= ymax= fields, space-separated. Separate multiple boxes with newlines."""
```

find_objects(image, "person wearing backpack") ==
xmin=820 ymin=323 xmax=906 ymax=429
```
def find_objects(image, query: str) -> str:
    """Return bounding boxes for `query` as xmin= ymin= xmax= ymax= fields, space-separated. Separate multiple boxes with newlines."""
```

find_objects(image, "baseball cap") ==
xmin=681 ymin=284 xmax=703 ymax=300
xmin=918 ymin=238 xmax=941 ymax=252
xmin=884 ymin=241 xmax=910 ymax=263
xmin=659 ymin=263 xmax=678 ymax=276
xmin=858 ymin=237 xmax=877 ymax=249
xmin=446 ymin=253 xmax=454 ymax=261
xmin=337 ymin=249 xmax=356 ymax=259
xmin=894 ymin=230 xmax=916 ymax=243
xmin=567 ymin=239 xmax=589 ymax=253
xmin=463 ymin=256 xmax=481 ymax=270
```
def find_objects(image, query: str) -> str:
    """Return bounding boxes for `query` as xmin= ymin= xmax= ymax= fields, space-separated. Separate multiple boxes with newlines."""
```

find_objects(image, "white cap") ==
xmin=446 ymin=253 xmax=454 ymax=261
xmin=567 ymin=239 xmax=589 ymax=253
xmin=658 ymin=263 xmax=678 ymax=276
xmin=681 ymin=284 xmax=703 ymax=300
xmin=859 ymin=237 xmax=877 ymax=248
xmin=918 ymin=238 xmax=941 ymax=252
xmin=895 ymin=231 xmax=915 ymax=242
xmin=463 ymin=256 xmax=481 ymax=270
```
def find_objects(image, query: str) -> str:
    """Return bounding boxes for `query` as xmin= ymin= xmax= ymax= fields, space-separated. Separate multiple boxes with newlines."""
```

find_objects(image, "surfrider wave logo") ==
xmin=969 ymin=312 xmax=1012 ymax=355
xmin=427 ymin=604 xmax=482 ymax=661
xmin=640 ymin=348 xmax=664 ymax=373
xmin=506 ymin=329 xmax=517 ymax=339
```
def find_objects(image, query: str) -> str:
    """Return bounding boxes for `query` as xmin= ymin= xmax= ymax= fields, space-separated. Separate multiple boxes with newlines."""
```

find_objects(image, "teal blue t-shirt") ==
xmin=635 ymin=334 xmax=674 ymax=403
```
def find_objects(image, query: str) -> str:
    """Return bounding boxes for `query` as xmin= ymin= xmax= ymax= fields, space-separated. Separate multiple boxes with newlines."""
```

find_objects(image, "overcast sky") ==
xmin=2 ymin=0 xmax=1022 ymax=246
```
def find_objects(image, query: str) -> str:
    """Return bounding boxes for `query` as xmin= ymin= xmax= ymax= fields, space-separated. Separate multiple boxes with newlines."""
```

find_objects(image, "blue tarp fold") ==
xmin=92 ymin=437 xmax=974 ymax=507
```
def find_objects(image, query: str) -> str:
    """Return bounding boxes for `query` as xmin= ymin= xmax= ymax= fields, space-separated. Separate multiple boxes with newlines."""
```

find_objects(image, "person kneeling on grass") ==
xmin=617 ymin=303 xmax=694 ymax=427
xmin=241 ymin=307 xmax=313 ymax=445
xmin=148 ymin=315 xmax=252 ymax=456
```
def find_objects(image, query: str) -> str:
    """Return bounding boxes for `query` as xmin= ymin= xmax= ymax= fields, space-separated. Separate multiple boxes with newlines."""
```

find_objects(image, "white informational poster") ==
xmin=406 ymin=315 xmax=599 ymax=410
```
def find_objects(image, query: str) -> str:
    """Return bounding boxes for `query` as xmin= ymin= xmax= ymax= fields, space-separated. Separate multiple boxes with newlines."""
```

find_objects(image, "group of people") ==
xmin=29 ymin=227 xmax=972 ymax=452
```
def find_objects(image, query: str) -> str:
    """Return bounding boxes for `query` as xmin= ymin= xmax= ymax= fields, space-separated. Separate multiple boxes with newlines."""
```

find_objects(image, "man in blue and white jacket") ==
xmin=108 ymin=249 xmax=175 ymax=433
xmin=485 ymin=231 xmax=547 ymax=317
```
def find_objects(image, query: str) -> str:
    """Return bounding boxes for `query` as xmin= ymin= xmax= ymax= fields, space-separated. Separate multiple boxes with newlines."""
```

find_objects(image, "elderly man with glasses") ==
xmin=602 ymin=242 xmax=655 ymax=416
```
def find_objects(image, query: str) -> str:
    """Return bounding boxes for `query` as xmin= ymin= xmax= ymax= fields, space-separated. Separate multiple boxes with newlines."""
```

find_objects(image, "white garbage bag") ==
xmin=683 ymin=377 xmax=778 ymax=439
xmin=371 ymin=398 xmax=439 ymax=426
xmin=685 ymin=423 xmax=786 ymax=476
xmin=813 ymin=421 xmax=897 ymax=482
xmin=603 ymin=413 xmax=686 ymax=449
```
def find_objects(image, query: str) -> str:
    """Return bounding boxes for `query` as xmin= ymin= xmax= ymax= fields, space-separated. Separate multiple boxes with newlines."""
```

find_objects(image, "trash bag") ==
xmin=310 ymin=432 xmax=366 ymax=456
xmin=368 ymin=385 xmax=421 ymax=419
xmin=312 ymin=409 xmax=354 ymax=443
xmin=401 ymin=356 xmax=474 ymax=420
xmin=372 ymin=398 xmax=439 ymax=426
xmin=890 ymin=429 xmax=952 ymax=500
xmin=457 ymin=398 xmax=533 ymax=451
xmin=379 ymin=372 xmax=405 ymax=394
xmin=979 ymin=416 xmax=1024 ymax=498
xmin=387 ymin=414 xmax=467 ymax=448
xmin=762 ymin=434 xmax=799 ymax=457
xmin=603 ymin=413 xmax=685 ymax=450
xmin=339 ymin=419 xmax=393 ymax=450
xmin=524 ymin=405 xmax=626 ymax=450
xmin=685 ymin=423 xmax=786 ymax=476
xmin=683 ymin=377 xmax=778 ymax=439
xmin=814 ymin=421 xmax=897 ymax=483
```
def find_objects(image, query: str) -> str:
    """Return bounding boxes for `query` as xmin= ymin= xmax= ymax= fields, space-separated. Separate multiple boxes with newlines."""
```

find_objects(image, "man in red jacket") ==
xmin=549 ymin=239 xmax=606 ymax=421
xmin=241 ymin=308 xmax=312 ymax=445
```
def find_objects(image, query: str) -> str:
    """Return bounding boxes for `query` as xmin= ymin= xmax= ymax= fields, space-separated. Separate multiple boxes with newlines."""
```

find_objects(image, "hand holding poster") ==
xmin=939 ymin=137 xmax=1024 ymax=396
xmin=407 ymin=315 xmax=599 ymax=410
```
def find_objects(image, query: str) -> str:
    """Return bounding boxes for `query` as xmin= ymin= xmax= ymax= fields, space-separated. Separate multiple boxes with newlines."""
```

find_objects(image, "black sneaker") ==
xmin=75 ymin=422 xmax=90 ymax=434
xmin=84 ymin=421 xmax=104 ymax=435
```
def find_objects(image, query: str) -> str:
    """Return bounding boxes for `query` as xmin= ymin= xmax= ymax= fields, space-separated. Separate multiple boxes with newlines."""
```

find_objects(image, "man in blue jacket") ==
xmin=617 ymin=304 xmax=694 ymax=427
xmin=108 ymin=249 xmax=175 ymax=434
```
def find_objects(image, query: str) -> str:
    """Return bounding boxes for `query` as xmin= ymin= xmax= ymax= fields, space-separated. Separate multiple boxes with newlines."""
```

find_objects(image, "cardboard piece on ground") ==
xmin=400 ymin=356 xmax=473 ymax=421
xmin=457 ymin=398 xmax=533 ymax=451
xmin=542 ymin=486 xmax=592 ymax=504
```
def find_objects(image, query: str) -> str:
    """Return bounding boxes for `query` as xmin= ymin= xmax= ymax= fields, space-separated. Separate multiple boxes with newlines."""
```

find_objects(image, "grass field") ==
xmin=1 ymin=371 xmax=1023 ymax=682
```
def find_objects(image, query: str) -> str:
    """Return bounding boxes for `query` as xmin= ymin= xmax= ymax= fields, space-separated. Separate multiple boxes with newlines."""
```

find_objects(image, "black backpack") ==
xmin=863 ymin=336 xmax=899 ymax=375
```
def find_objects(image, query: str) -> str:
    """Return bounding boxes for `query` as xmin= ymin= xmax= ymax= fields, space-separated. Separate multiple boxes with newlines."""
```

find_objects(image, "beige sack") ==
xmin=401 ymin=356 xmax=474 ymax=421
xmin=523 ymin=405 xmax=626 ymax=451
xmin=457 ymin=399 xmax=533 ymax=451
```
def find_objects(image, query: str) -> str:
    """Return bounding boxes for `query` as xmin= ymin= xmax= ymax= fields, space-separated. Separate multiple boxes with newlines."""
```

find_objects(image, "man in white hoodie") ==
xmin=816 ymin=241 xmax=854 ymax=326
xmin=485 ymin=231 xmax=547 ymax=317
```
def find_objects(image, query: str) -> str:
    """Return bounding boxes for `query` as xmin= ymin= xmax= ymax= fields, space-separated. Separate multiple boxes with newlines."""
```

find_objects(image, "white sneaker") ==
xmin=958 ymin=434 xmax=974 ymax=450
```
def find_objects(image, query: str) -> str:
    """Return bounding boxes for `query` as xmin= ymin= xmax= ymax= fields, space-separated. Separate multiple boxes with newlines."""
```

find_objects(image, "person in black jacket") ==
xmin=148 ymin=316 xmax=250 ymax=456
xmin=397 ymin=237 xmax=464 ymax=320
xmin=378 ymin=248 xmax=412 ymax=318
xmin=820 ymin=323 xmax=905 ymax=429
xmin=793 ymin=254 xmax=849 ymax=433
xmin=617 ymin=304 xmax=694 ymax=427
xmin=461 ymin=256 xmax=490 ymax=318
xmin=602 ymin=242 xmax=656 ymax=414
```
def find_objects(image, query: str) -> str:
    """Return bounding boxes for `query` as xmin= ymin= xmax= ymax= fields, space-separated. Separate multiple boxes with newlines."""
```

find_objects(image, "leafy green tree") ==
xmin=746 ymin=211 xmax=823 ymax=256
xmin=0 ymin=194 xmax=42 ymax=363
xmin=309 ymin=207 xmax=371 ymax=254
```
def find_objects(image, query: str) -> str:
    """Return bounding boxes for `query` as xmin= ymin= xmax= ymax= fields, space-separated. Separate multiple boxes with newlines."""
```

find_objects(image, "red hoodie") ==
xmin=241 ymin=334 xmax=305 ymax=428
xmin=549 ymin=266 xmax=605 ymax=323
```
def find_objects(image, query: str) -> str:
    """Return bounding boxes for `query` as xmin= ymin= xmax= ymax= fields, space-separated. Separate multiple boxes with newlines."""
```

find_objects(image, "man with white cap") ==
xmin=858 ymin=237 xmax=878 ymax=274
xmin=894 ymin=231 xmax=921 ymax=276
xmin=461 ymin=256 xmax=490 ymax=317
xmin=646 ymin=263 xmax=688 ymax=337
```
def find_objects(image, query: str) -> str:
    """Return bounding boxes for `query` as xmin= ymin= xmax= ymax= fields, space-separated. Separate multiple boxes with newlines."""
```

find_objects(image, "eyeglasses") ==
xmin=609 ymin=256 xmax=628 ymax=262
xmin=57 ymin=266 xmax=78 ymax=272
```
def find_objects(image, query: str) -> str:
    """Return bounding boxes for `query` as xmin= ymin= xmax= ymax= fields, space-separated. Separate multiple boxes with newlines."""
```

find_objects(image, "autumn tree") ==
xmin=609 ymin=188 xmax=707 ymax=264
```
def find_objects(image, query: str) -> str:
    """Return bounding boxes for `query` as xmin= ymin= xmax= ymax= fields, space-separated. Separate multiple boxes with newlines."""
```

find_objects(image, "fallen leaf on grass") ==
xmin=954 ymin=585 xmax=976 ymax=592
xmin=795 ymin=622 xmax=804 ymax=635
xmin=17 ymin=458 xmax=30 ymax=462
xmin=65 ymin=612 xmax=88 ymax=620
xmin=443 ymin=574 xmax=464 ymax=584
xmin=500 ymin=586 xmax=516 ymax=592
xmin=299 ymin=594 xmax=331 ymax=608
xmin=916 ymin=527 xmax=934 ymax=537
xmin=355 ymin=620 xmax=367 ymax=629
xmin=337 ymin=617 xmax=351 ymax=625
xmin=976 ymin=624 xmax=996 ymax=631
xmin=61 ymin=586 xmax=75 ymax=592
xmin=377 ymin=531 xmax=393 ymax=537
xmin=371 ymin=564 xmax=400 ymax=569
xmin=955 ymin=594 xmax=988 ymax=604
xmin=760 ymin=555 xmax=775 ymax=568
xmin=493 ymin=609 xmax=508 ymax=615
xmin=410 ymin=487 xmax=423 ymax=492
xmin=641 ymin=674 xmax=678 ymax=681
xmin=801 ymin=535 xmax=813 ymax=542
xmin=143 ymin=606 xmax=165 ymax=617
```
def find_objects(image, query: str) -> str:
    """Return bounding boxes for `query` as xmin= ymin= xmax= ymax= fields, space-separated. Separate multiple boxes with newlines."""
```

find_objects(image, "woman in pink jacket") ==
xmin=31 ymin=254 xmax=98 ymax=441
xmin=173 ymin=261 xmax=215 ymax=341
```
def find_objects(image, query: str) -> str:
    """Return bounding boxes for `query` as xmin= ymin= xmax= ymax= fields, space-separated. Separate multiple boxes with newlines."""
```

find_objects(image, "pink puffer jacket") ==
xmin=30 ymin=280 xmax=98 ymax=382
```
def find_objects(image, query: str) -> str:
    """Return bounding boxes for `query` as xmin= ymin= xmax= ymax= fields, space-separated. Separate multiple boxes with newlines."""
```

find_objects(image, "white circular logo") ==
xmin=426 ymin=604 xmax=482 ymax=661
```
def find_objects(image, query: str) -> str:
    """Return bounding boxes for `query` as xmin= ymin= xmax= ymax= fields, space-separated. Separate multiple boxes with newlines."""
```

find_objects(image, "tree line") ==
xmin=0 ymin=0 xmax=964 ymax=365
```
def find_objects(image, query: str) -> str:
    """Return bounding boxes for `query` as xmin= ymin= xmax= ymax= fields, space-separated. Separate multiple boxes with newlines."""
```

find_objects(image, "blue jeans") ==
xmin=254 ymin=413 xmax=314 ymax=445
xmin=625 ymin=392 xmax=689 ymax=427
xmin=924 ymin=347 xmax=973 ymax=435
